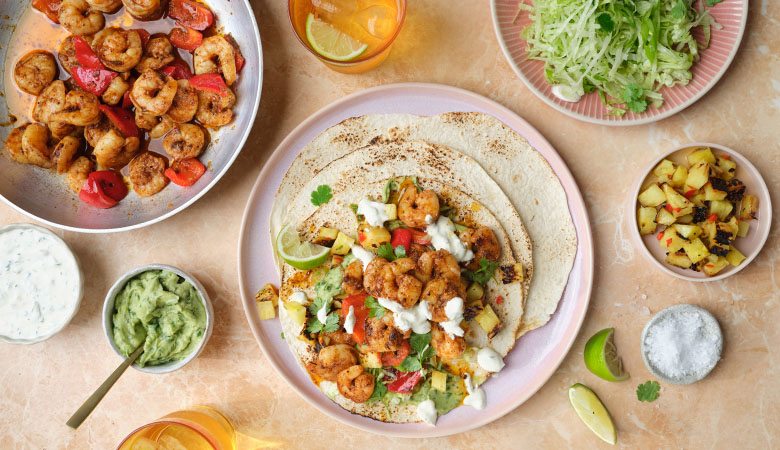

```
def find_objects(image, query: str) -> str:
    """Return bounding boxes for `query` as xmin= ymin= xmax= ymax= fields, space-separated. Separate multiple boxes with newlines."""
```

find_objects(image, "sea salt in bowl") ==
xmin=640 ymin=304 xmax=723 ymax=385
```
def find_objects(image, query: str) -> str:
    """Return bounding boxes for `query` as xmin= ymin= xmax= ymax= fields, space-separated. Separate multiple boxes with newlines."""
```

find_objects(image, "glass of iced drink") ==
xmin=288 ymin=0 xmax=407 ymax=73
xmin=116 ymin=406 xmax=236 ymax=450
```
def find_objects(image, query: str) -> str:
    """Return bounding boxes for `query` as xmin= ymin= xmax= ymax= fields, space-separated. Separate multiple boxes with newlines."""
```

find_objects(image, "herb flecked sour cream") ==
xmin=441 ymin=297 xmax=465 ymax=338
xmin=463 ymin=373 xmax=486 ymax=410
xmin=477 ymin=347 xmax=506 ymax=373
xmin=426 ymin=216 xmax=474 ymax=262
xmin=357 ymin=198 xmax=389 ymax=227
xmin=417 ymin=399 xmax=438 ymax=426
xmin=378 ymin=297 xmax=432 ymax=334
xmin=0 ymin=226 xmax=81 ymax=341
xmin=350 ymin=245 xmax=375 ymax=269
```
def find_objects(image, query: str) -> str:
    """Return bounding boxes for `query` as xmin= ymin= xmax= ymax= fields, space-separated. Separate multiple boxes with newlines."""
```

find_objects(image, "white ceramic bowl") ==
xmin=629 ymin=143 xmax=772 ymax=282
xmin=0 ymin=223 xmax=84 ymax=344
xmin=102 ymin=264 xmax=213 ymax=373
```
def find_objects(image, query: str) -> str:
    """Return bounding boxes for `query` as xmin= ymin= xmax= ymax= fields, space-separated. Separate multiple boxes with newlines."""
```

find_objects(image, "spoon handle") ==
xmin=66 ymin=344 xmax=144 ymax=429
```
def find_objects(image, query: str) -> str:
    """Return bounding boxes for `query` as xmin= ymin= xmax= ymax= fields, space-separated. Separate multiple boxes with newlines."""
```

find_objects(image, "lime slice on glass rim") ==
xmin=276 ymin=223 xmax=330 ymax=270
xmin=305 ymin=13 xmax=368 ymax=61
xmin=568 ymin=383 xmax=617 ymax=445
xmin=584 ymin=328 xmax=629 ymax=382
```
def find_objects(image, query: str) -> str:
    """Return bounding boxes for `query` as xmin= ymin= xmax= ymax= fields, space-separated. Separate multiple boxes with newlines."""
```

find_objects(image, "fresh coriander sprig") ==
xmin=622 ymin=84 xmax=648 ymax=114
xmin=310 ymin=185 xmax=332 ymax=206
xmin=399 ymin=332 xmax=434 ymax=372
xmin=464 ymin=258 xmax=499 ymax=286
xmin=637 ymin=380 xmax=660 ymax=402
xmin=365 ymin=296 xmax=385 ymax=319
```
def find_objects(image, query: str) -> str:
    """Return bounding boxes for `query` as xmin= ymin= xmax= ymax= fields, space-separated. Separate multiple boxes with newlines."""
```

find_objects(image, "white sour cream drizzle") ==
xmin=463 ymin=373 xmax=486 ymax=410
xmin=0 ymin=227 xmax=80 ymax=340
xmin=317 ymin=301 xmax=329 ymax=325
xmin=477 ymin=347 xmax=506 ymax=373
xmin=377 ymin=297 xmax=431 ymax=334
xmin=343 ymin=306 xmax=356 ymax=334
xmin=417 ymin=399 xmax=438 ymax=426
xmin=289 ymin=291 xmax=308 ymax=304
xmin=441 ymin=297 xmax=465 ymax=338
xmin=351 ymin=245 xmax=375 ymax=269
xmin=357 ymin=199 xmax=389 ymax=227
xmin=426 ymin=216 xmax=474 ymax=263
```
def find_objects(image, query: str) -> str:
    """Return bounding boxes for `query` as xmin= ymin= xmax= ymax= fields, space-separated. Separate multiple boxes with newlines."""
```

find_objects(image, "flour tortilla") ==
xmin=271 ymin=112 xmax=576 ymax=336
xmin=279 ymin=178 xmax=522 ymax=423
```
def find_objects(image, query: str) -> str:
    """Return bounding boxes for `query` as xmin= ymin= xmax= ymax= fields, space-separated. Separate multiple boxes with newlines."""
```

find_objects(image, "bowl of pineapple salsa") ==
xmin=631 ymin=143 xmax=771 ymax=281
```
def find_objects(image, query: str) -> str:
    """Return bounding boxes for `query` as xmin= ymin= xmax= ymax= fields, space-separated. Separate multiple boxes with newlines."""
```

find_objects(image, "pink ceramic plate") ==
xmin=237 ymin=83 xmax=594 ymax=437
xmin=491 ymin=0 xmax=747 ymax=125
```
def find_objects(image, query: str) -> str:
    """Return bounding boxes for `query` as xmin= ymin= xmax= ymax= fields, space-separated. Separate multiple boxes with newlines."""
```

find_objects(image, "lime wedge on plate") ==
xmin=584 ymin=328 xmax=629 ymax=381
xmin=305 ymin=13 xmax=368 ymax=61
xmin=568 ymin=383 xmax=617 ymax=445
xmin=276 ymin=223 xmax=330 ymax=270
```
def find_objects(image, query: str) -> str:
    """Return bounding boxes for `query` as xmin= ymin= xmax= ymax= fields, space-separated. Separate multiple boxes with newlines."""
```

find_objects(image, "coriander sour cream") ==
xmin=0 ymin=226 xmax=81 ymax=341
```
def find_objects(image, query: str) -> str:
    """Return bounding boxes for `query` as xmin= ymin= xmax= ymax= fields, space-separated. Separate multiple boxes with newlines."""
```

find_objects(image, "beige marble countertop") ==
xmin=2 ymin=1 xmax=779 ymax=448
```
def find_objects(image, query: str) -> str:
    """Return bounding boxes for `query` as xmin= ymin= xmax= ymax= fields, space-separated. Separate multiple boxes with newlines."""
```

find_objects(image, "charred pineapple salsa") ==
xmin=637 ymin=147 xmax=758 ymax=276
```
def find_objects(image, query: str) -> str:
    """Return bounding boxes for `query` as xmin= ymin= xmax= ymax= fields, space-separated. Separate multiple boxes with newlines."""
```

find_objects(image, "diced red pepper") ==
xmin=496 ymin=295 xmax=504 ymax=304
xmin=73 ymin=36 xmax=105 ymax=70
xmin=381 ymin=340 xmax=410 ymax=367
xmin=78 ymin=171 xmax=127 ymax=208
xmin=235 ymin=51 xmax=245 ymax=72
xmin=721 ymin=155 xmax=730 ymax=160
xmin=656 ymin=231 xmax=664 ymax=241
xmin=189 ymin=73 xmax=228 ymax=96
xmin=666 ymin=238 xmax=673 ymax=247
xmin=32 ymin=0 xmax=61 ymax=23
xmin=160 ymin=60 xmax=194 ymax=80
xmin=390 ymin=228 xmax=412 ymax=254
xmin=684 ymin=189 xmax=697 ymax=198
xmin=387 ymin=369 xmax=422 ymax=394
xmin=134 ymin=29 xmax=151 ymax=49
xmin=170 ymin=25 xmax=203 ymax=51
xmin=164 ymin=158 xmax=206 ymax=186
xmin=409 ymin=228 xmax=431 ymax=245
xmin=358 ymin=233 xmax=366 ymax=243
xmin=121 ymin=89 xmax=133 ymax=109
xmin=707 ymin=213 xmax=718 ymax=223
xmin=169 ymin=0 xmax=214 ymax=31
xmin=331 ymin=255 xmax=344 ymax=266
xmin=98 ymin=105 xmax=139 ymax=139
xmin=705 ymin=264 xmax=714 ymax=268
xmin=340 ymin=293 xmax=370 ymax=345
xmin=72 ymin=66 xmax=117 ymax=96
xmin=664 ymin=204 xmax=681 ymax=213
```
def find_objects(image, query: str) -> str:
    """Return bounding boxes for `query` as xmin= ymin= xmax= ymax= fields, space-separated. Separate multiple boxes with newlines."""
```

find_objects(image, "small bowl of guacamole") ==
xmin=102 ymin=264 xmax=214 ymax=373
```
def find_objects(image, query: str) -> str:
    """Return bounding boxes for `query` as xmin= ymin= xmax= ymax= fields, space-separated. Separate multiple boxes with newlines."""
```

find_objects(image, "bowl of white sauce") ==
xmin=0 ymin=223 xmax=83 ymax=344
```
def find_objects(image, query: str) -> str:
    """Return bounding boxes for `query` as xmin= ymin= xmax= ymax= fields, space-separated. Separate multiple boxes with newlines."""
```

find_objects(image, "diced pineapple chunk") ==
xmin=725 ymin=217 xmax=740 ymax=235
xmin=685 ymin=161 xmax=711 ymax=190
xmin=689 ymin=191 xmax=706 ymax=206
xmin=726 ymin=246 xmax=746 ymax=266
xmin=703 ymin=182 xmax=727 ymax=201
xmin=385 ymin=203 xmax=397 ymax=221
xmin=659 ymin=228 xmax=685 ymax=253
xmin=653 ymin=159 xmax=677 ymax=182
xmin=656 ymin=207 xmax=676 ymax=226
xmin=710 ymin=200 xmax=733 ymax=220
xmin=330 ymin=231 xmax=355 ymax=255
xmin=683 ymin=238 xmax=710 ymax=264
xmin=676 ymin=214 xmax=693 ymax=224
xmin=716 ymin=156 xmax=737 ymax=181
xmin=637 ymin=207 xmax=657 ymax=235
xmin=671 ymin=165 xmax=688 ymax=188
xmin=702 ymin=257 xmax=729 ymax=276
xmin=499 ymin=263 xmax=523 ymax=284
xmin=737 ymin=220 xmax=750 ymax=237
xmin=359 ymin=350 xmax=382 ymax=369
xmin=431 ymin=370 xmax=448 ymax=393
xmin=687 ymin=147 xmax=716 ymax=165
xmin=255 ymin=283 xmax=279 ymax=307
xmin=738 ymin=194 xmax=758 ymax=220
xmin=662 ymin=183 xmax=692 ymax=210
xmin=474 ymin=304 xmax=502 ymax=339
xmin=666 ymin=252 xmax=693 ymax=269
xmin=638 ymin=184 xmax=666 ymax=207
xmin=256 ymin=300 xmax=276 ymax=320
xmin=675 ymin=224 xmax=702 ymax=240
xmin=283 ymin=302 xmax=307 ymax=326
xmin=313 ymin=227 xmax=339 ymax=247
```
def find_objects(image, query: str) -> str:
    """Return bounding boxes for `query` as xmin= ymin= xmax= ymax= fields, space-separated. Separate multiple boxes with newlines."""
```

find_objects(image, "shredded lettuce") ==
xmin=519 ymin=0 xmax=721 ymax=115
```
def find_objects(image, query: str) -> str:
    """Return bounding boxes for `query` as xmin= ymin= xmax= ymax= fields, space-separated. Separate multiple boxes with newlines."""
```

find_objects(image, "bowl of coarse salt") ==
xmin=640 ymin=304 xmax=723 ymax=385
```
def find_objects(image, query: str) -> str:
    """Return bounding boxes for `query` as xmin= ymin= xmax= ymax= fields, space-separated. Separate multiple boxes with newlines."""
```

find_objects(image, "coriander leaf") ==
xmin=307 ymin=296 xmax=328 ymax=316
xmin=382 ymin=178 xmax=398 ymax=203
xmin=280 ymin=332 xmax=285 ymax=340
xmin=400 ymin=356 xmax=422 ymax=372
xmin=622 ymin=83 xmax=648 ymax=114
xmin=349 ymin=203 xmax=358 ymax=214
xmin=376 ymin=243 xmax=396 ymax=261
xmin=705 ymin=0 xmax=723 ymax=5
xmin=671 ymin=0 xmax=686 ymax=19
xmin=420 ymin=344 xmax=434 ymax=362
xmin=367 ymin=378 xmax=387 ymax=403
xmin=365 ymin=296 xmax=385 ymax=319
xmin=637 ymin=380 xmax=660 ymax=402
xmin=409 ymin=332 xmax=432 ymax=354
xmin=464 ymin=258 xmax=500 ymax=287
xmin=394 ymin=245 xmax=407 ymax=259
xmin=411 ymin=176 xmax=422 ymax=192
xmin=387 ymin=220 xmax=405 ymax=231
xmin=310 ymin=185 xmax=332 ymax=206
xmin=596 ymin=13 xmax=614 ymax=32
xmin=306 ymin=318 xmax=323 ymax=333
xmin=322 ymin=312 xmax=340 ymax=332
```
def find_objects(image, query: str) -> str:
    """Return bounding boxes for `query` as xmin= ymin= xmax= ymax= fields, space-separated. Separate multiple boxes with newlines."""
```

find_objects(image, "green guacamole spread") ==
xmin=112 ymin=270 xmax=206 ymax=367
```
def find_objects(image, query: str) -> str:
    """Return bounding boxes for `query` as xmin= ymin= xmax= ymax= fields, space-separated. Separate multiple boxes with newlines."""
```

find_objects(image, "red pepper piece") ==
xmin=387 ymin=369 xmax=423 ymax=394
xmin=164 ymin=158 xmax=206 ymax=186
xmin=169 ymin=0 xmax=214 ymax=31
xmin=409 ymin=228 xmax=431 ymax=245
xmin=656 ymin=231 xmax=664 ymax=241
xmin=666 ymin=238 xmax=673 ymax=247
xmin=98 ymin=105 xmax=139 ymax=139
xmin=73 ymin=36 xmax=105 ymax=70
xmin=32 ymin=0 xmax=61 ymax=24
xmin=72 ymin=66 xmax=117 ymax=96
xmin=90 ymin=171 xmax=128 ymax=202
xmin=160 ymin=60 xmax=194 ymax=80
xmin=189 ymin=73 xmax=228 ymax=96
xmin=496 ymin=295 xmax=504 ymax=304
xmin=358 ymin=233 xmax=366 ymax=243
xmin=381 ymin=339 xmax=410 ymax=367
xmin=133 ymin=29 xmax=151 ymax=49
xmin=340 ymin=293 xmax=370 ymax=345
xmin=684 ymin=189 xmax=697 ymax=198
xmin=121 ymin=90 xmax=133 ymax=109
xmin=170 ymin=25 xmax=203 ymax=51
xmin=708 ymin=213 xmax=718 ymax=223
xmin=390 ymin=228 xmax=412 ymax=254
xmin=721 ymin=155 xmax=730 ymax=160
xmin=235 ymin=51 xmax=245 ymax=72
xmin=79 ymin=171 xmax=127 ymax=208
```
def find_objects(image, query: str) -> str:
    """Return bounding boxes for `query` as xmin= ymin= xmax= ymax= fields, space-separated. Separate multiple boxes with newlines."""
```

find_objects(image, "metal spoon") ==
xmin=66 ymin=344 xmax=144 ymax=429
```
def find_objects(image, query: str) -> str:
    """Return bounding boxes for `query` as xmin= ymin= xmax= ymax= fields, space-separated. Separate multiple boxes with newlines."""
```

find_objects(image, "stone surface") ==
xmin=1 ymin=0 xmax=779 ymax=448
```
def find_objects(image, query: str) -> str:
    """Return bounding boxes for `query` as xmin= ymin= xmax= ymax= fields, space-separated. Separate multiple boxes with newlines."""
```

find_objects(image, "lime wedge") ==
xmin=276 ymin=223 xmax=330 ymax=270
xmin=305 ymin=13 xmax=368 ymax=61
xmin=584 ymin=328 xmax=629 ymax=382
xmin=568 ymin=383 xmax=617 ymax=445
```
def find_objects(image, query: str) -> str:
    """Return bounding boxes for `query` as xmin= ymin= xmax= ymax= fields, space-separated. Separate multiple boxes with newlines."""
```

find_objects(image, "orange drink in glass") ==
xmin=288 ymin=0 xmax=406 ymax=73
xmin=117 ymin=406 xmax=236 ymax=450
